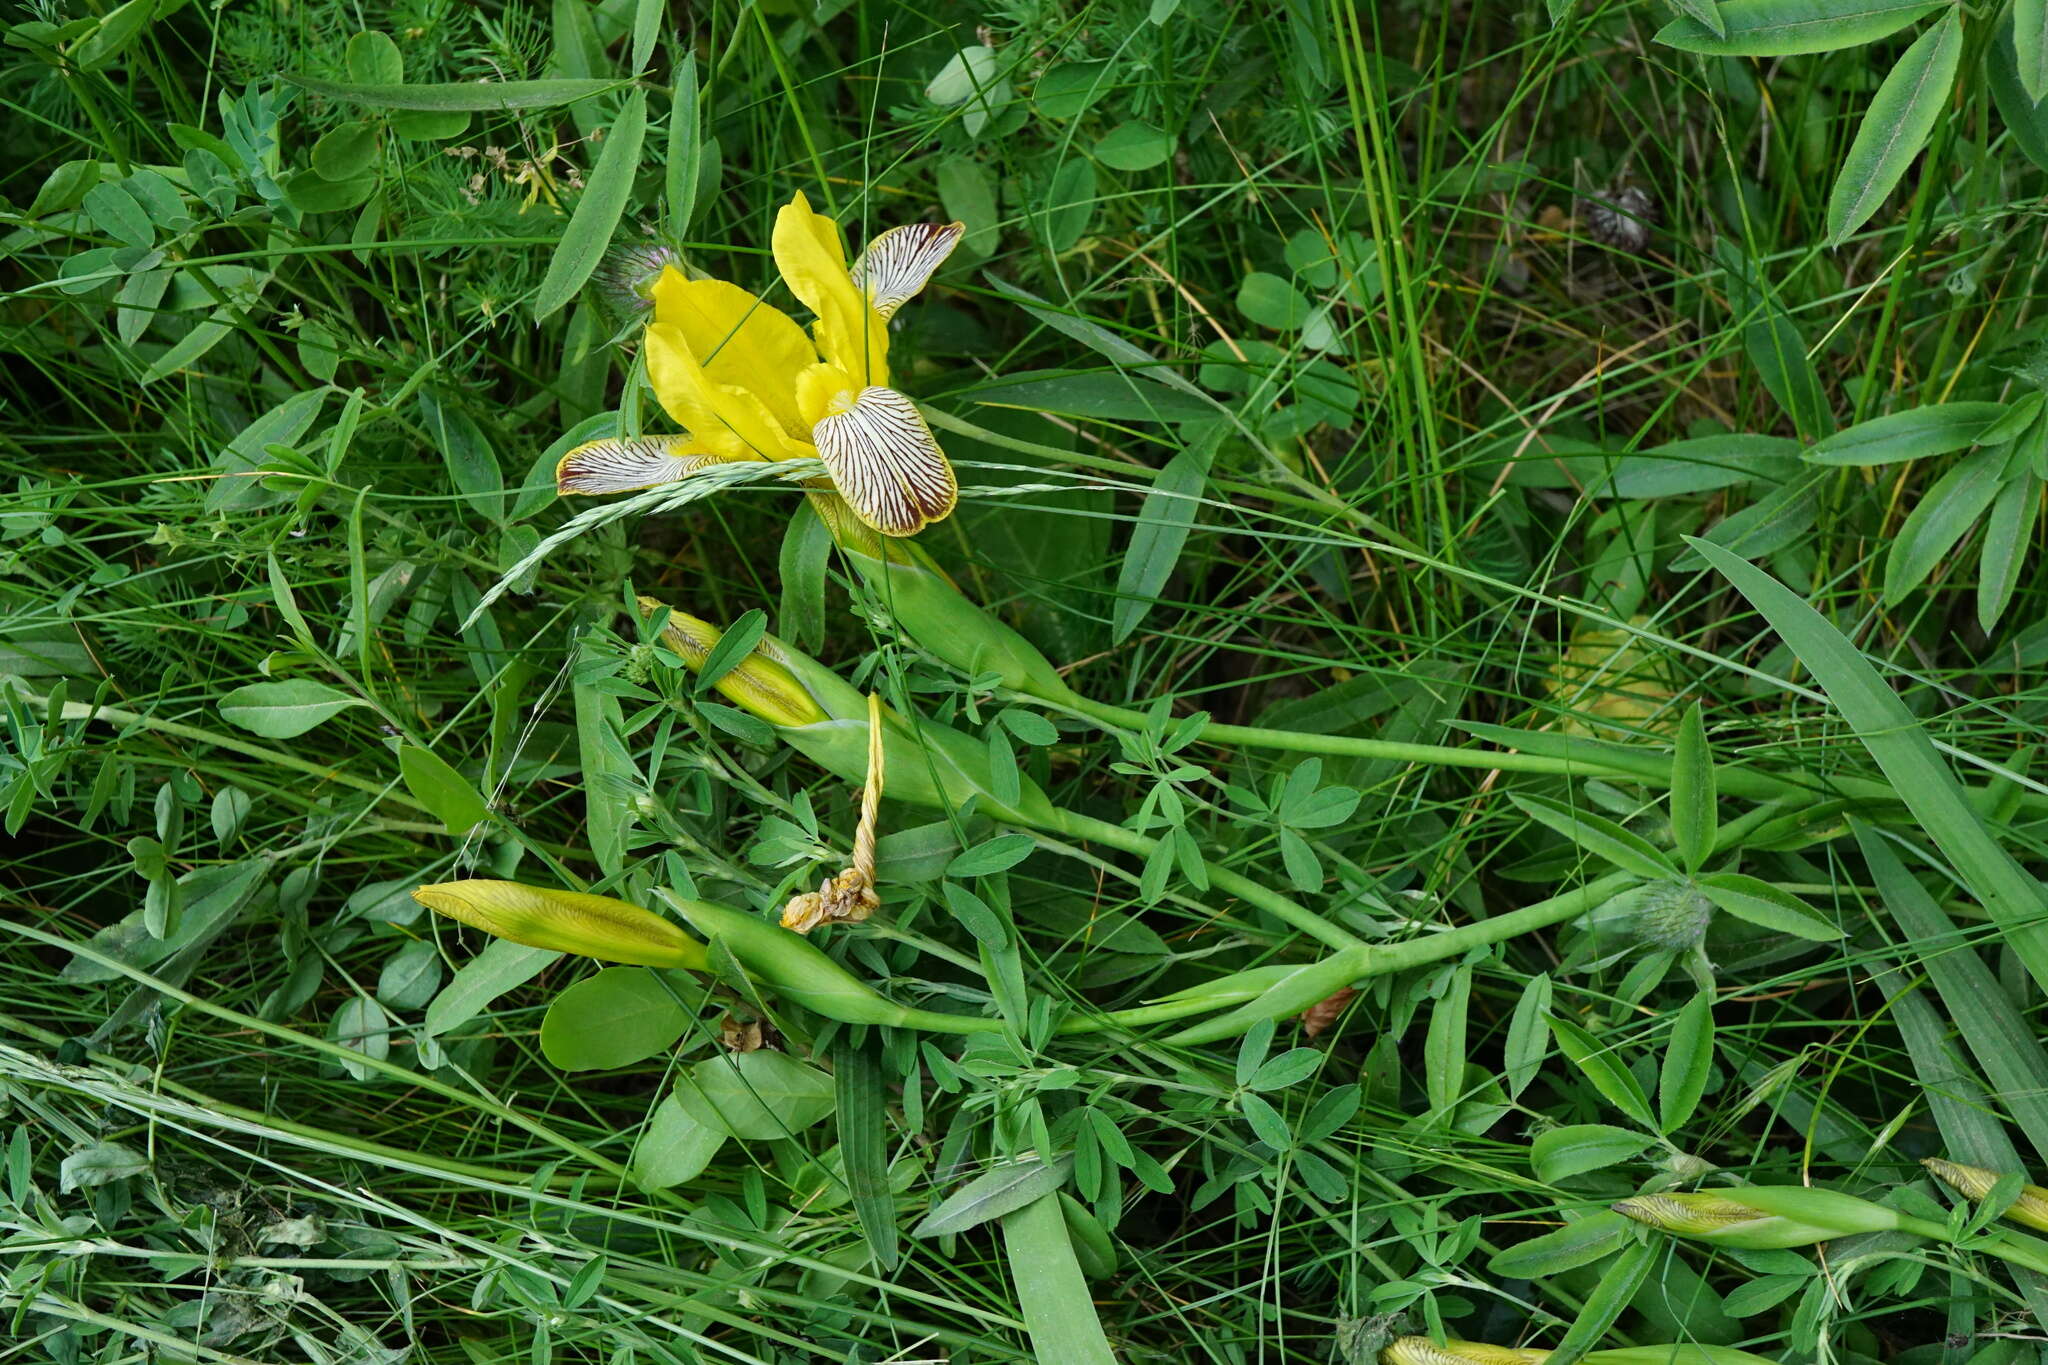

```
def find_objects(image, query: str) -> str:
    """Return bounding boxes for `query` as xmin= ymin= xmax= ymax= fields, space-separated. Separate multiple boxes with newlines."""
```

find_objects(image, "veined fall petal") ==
xmin=851 ymin=220 xmax=967 ymax=320
xmin=556 ymin=435 xmax=724 ymax=495
xmin=811 ymin=386 xmax=958 ymax=536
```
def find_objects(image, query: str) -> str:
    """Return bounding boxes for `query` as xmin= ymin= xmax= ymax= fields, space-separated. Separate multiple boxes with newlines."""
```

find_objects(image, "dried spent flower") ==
xmin=1581 ymin=186 xmax=1657 ymax=253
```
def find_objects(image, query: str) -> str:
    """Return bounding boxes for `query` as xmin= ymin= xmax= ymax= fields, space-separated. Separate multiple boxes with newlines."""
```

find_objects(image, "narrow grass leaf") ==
xmin=1001 ymin=1191 xmax=1118 ymax=1365
xmin=1825 ymin=11 xmax=1962 ymax=245
xmin=1690 ymin=537 xmax=2048 ymax=993
xmin=532 ymin=88 xmax=645 ymax=322
xmin=1656 ymin=0 xmax=1944 ymax=55
xmin=1660 ymin=990 xmax=1716 ymax=1132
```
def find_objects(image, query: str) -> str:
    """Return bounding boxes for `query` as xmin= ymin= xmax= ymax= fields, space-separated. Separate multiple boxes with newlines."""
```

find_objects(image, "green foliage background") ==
xmin=7 ymin=0 xmax=2048 ymax=1361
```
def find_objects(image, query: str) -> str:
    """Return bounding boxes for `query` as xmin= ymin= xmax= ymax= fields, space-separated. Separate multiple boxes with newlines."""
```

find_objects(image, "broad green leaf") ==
xmin=971 ymin=370 xmax=1212 ymax=423
xmin=1656 ymin=0 xmax=1943 ymax=55
xmin=1992 ymin=10 xmax=2048 ymax=173
xmin=60 ymin=1142 xmax=149 ymax=1191
xmin=1603 ymin=434 xmax=1801 ymax=497
xmin=285 ymin=75 xmax=617 ymax=110
xmin=695 ymin=608 xmax=767 ymax=692
xmin=1002 ymin=1192 xmax=1118 ymax=1365
xmin=629 ymin=0 xmax=663 ymax=72
xmin=1113 ymin=430 xmax=1220 ymax=643
xmin=1509 ymin=792 xmax=1677 ymax=880
xmin=989 ymin=277 xmax=1207 ymax=398
xmin=532 ymin=87 xmax=646 ymax=322
xmin=74 ymin=0 xmax=159 ymax=68
xmin=346 ymin=30 xmax=403 ymax=83
xmin=1503 ymin=970 xmax=1553 ymax=1099
xmin=1038 ymin=158 xmax=1096 ymax=252
xmin=914 ymin=1156 xmax=1073 ymax=1237
xmin=1825 ymin=11 xmax=1962 ymax=245
xmin=936 ymin=155 xmax=999 ymax=255
xmin=776 ymin=498 xmax=831 ymax=652
xmin=82 ymin=182 xmax=152 ymax=248
xmin=1549 ymin=1012 xmax=1656 ymax=1129
xmin=2019 ymin=0 xmax=2048 ymax=102
xmin=1034 ymin=60 xmax=1113 ymax=119
xmin=417 ymin=390 xmax=503 ymax=521
xmin=218 ymin=680 xmax=365 ymax=738
xmin=1532 ymin=1124 xmax=1654 ymax=1182
xmin=674 ymin=1049 xmax=836 ymax=1140
xmin=376 ymin=939 xmax=444 ymax=1011
xmin=330 ymin=995 xmax=391 ymax=1080
xmin=1690 ymin=538 xmax=2048 ymax=994
xmin=539 ymin=966 xmax=689 ymax=1070
xmin=1696 ymin=872 xmax=1843 ymax=940
xmin=946 ymin=833 xmax=1036 ymax=878
xmin=1238 ymin=272 xmax=1311 ymax=330
xmin=573 ymin=669 xmax=635 ymax=877
xmin=1674 ymin=467 xmax=1824 ymax=568
xmin=1977 ymin=472 xmax=2040 ymax=631
xmin=630 ymin=1092 xmax=726 ymax=1191
xmin=1488 ymin=1210 xmax=1632 ymax=1278
xmin=1804 ymin=402 xmax=2006 ymax=465
xmin=60 ymin=861 xmax=267 ymax=984
xmin=311 ymin=121 xmax=381 ymax=182
xmin=424 ymin=938 xmax=557 ymax=1036
xmin=1671 ymin=702 xmax=1715 ymax=873
xmin=835 ymin=1038 xmax=899 ymax=1271
xmin=1660 ymin=989 xmax=1716 ymax=1132
xmin=398 ymin=744 xmax=489 ymax=834
xmin=1884 ymin=446 xmax=2005 ymax=604
xmin=1094 ymin=120 xmax=1175 ymax=171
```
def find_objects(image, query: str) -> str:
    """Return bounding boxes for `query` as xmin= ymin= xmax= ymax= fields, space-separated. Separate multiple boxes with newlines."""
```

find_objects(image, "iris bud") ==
xmin=412 ymin=880 xmax=707 ymax=969
xmin=641 ymin=598 xmax=828 ymax=728
xmin=1925 ymin=1158 xmax=2048 ymax=1233
xmin=1611 ymin=1187 xmax=1906 ymax=1248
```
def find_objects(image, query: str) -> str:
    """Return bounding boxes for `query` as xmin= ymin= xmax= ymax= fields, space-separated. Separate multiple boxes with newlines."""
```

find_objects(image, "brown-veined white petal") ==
xmin=811 ymin=387 xmax=957 ymax=537
xmin=556 ymin=436 xmax=720 ymax=495
xmin=849 ymin=221 xmax=966 ymax=320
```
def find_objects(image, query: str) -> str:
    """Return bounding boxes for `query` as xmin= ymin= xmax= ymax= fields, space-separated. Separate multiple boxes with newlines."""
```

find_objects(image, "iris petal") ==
xmin=649 ymin=272 xmax=814 ymax=435
xmin=772 ymin=193 xmax=892 ymax=388
xmin=557 ymin=436 xmax=724 ymax=495
xmin=811 ymin=386 xmax=957 ymax=536
xmin=851 ymin=221 xmax=966 ymax=320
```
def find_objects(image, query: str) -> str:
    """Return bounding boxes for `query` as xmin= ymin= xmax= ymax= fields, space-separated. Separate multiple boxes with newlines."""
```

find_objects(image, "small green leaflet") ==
xmin=217 ymin=680 xmax=366 ymax=738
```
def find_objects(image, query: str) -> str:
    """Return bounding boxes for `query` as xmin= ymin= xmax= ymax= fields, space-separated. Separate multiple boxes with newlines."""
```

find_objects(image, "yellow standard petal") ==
xmin=413 ymin=879 xmax=707 ymax=969
xmin=810 ymin=386 xmax=958 ymax=537
xmin=851 ymin=220 xmax=966 ymax=320
xmin=648 ymin=273 xmax=815 ymax=436
xmin=772 ymin=192 xmax=892 ymax=388
xmin=556 ymin=435 xmax=724 ymax=495
xmin=645 ymin=322 xmax=804 ymax=461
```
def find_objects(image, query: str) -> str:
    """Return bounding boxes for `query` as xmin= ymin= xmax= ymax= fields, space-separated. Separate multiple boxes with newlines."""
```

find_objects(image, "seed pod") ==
xmin=413 ymin=880 xmax=707 ymax=969
xmin=1612 ymin=1187 xmax=1905 ymax=1249
xmin=838 ymin=539 xmax=1082 ymax=706
xmin=661 ymin=893 xmax=912 ymax=1026
xmin=642 ymin=599 xmax=828 ymax=728
xmin=1925 ymin=1158 xmax=2048 ymax=1233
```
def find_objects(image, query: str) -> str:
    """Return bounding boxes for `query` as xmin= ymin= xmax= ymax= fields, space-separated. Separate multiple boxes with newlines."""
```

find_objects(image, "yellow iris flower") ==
xmin=557 ymin=191 xmax=965 ymax=538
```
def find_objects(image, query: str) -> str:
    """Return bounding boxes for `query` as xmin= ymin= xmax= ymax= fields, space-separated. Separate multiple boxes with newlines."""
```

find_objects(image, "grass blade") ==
xmin=1001 ymin=1191 xmax=1118 ymax=1364
xmin=285 ymin=75 xmax=618 ymax=111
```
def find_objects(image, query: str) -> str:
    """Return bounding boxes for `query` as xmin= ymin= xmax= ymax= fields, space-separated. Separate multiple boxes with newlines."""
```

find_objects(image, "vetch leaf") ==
xmin=1671 ymin=702 xmax=1716 ymax=874
xmin=945 ymin=832 xmax=1036 ymax=878
xmin=1509 ymin=792 xmax=1677 ymax=880
xmin=60 ymin=1142 xmax=149 ymax=1191
xmin=1696 ymin=872 xmax=1843 ymax=940
xmin=218 ymin=680 xmax=366 ymax=738
xmin=1425 ymin=964 xmax=1471 ymax=1116
xmin=532 ymin=87 xmax=646 ymax=322
xmin=1489 ymin=1210 xmax=1632 ymax=1278
xmin=1002 ymin=1192 xmax=1118 ymax=1365
xmin=1094 ymin=120 xmax=1175 ymax=171
xmin=913 ymin=1156 xmax=1073 ymax=1238
xmin=694 ymin=608 xmax=767 ymax=693
xmin=630 ymin=1092 xmax=725 ymax=1191
xmin=1549 ymin=1012 xmax=1656 ymax=1129
xmin=1544 ymin=1237 xmax=1656 ymax=1365
xmin=1532 ymin=1124 xmax=1655 ymax=1182
xmin=1656 ymin=0 xmax=1944 ymax=55
xmin=1825 ymin=11 xmax=1962 ymax=246
xmin=539 ymin=966 xmax=690 ymax=1070
xmin=1660 ymin=989 xmax=1716 ymax=1132
xmin=665 ymin=54 xmax=700 ymax=237
xmin=1977 ymin=472 xmax=2040 ymax=631
xmin=1504 ymin=971 xmax=1553 ymax=1099
xmin=423 ymin=938 xmax=556 ymax=1036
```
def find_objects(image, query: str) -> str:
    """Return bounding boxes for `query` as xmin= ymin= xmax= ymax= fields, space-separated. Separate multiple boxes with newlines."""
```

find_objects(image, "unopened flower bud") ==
xmin=1925 ymin=1158 xmax=2048 ymax=1233
xmin=597 ymin=241 xmax=684 ymax=316
xmin=641 ymin=598 xmax=828 ymax=728
xmin=1612 ymin=1187 xmax=1904 ymax=1249
xmin=1380 ymin=1338 xmax=1546 ymax=1365
xmin=413 ymin=880 xmax=707 ymax=969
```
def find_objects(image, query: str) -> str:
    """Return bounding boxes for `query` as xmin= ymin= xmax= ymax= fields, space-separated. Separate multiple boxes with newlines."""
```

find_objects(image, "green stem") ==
xmin=1038 ymin=806 xmax=1368 ymax=952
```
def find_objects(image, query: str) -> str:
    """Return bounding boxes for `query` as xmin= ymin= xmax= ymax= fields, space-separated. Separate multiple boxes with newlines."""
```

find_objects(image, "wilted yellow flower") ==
xmin=1612 ymin=1187 xmax=1904 ymax=1249
xmin=644 ymin=598 xmax=827 ymax=728
xmin=1380 ymin=1337 xmax=1547 ymax=1365
xmin=557 ymin=192 xmax=964 ymax=537
xmin=1545 ymin=617 xmax=1681 ymax=740
xmin=1925 ymin=1158 xmax=2048 ymax=1233
xmin=412 ymin=880 xmax=707 ymax=969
